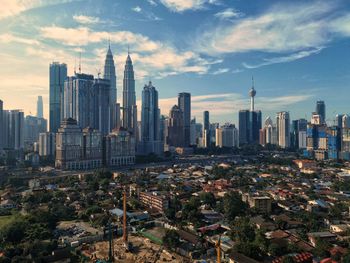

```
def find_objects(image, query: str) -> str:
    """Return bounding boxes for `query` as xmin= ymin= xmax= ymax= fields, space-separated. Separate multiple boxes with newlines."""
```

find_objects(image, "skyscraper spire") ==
xmin=103 ymin=41 xmax=117 ymax=130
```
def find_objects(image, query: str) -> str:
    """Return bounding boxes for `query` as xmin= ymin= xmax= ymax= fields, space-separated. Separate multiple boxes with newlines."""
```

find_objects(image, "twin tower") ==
xmin=103 ymin=44 xmax=137 ymax=136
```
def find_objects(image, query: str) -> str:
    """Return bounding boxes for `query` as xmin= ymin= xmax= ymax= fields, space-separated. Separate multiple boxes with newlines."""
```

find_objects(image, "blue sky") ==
xmin=0 ymin=0 xmax=349 ymax=124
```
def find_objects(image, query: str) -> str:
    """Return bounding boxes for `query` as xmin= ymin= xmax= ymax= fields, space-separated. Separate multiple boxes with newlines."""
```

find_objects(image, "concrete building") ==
xmin=39 ymin=132 xmax=56 ymax=158
xmin=105 ymin=128 xmax=135 ymax=167
xmin=276 ymin=111 xmax=290 ymax=148
xmin=178 ymin=92 xmax=191 ymax=147
xmin=3 ymin=110 xmax=24 ymax=150
xmin=167 ymin=105 xmax=183 ymax=148
xmin=49 ymin=62 xmax=67 ymax=133
xmin=37 ymin=96 xmax=43 ymax=118
xmin=0 ymin=100 xmax=3 ymax=150
xmin=122 ymin=52 xmax=137 ymax=138
xmin=24 ymin=115 xmax=47 ymax=147
xmin=139 ymin=81 xmax=162 ymax=155
xmin=103 ymin=43 xmax=117 ymax=130
xmin=139 ymin=192 xmax=169 ymax=213
xmin=92 ymin=78 xmax=111 ymax=136
xmin=216 ymin=124 xmax=238 ymax=148
xmin=203 ymin=111 xmax=210 ymax=148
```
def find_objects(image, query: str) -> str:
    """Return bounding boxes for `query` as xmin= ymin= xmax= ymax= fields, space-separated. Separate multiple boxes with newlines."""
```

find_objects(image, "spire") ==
xmin=79 ymin=52 xmax=81 ymax=73
xmin=108 ymin=37 xmax=111 ymax=49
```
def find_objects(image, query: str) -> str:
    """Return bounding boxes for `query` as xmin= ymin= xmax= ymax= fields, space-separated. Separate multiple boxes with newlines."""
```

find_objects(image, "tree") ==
xmin=163 ymin=230 xmax=180 ymax=249
xmin=312 ymin=238 xmax=331 ymax=258
xmin=199 ymin=192 xmax=216 ymax=207
xmin=282 ymin=256 xmax=295 ymax=263
xmin=223 ymin=192 xmax=247 ymax=221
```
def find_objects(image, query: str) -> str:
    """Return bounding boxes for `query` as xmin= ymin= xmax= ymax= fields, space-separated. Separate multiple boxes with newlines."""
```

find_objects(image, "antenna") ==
xmin=252 ymin=76 xmax=254 ymax=88
xmin=127 ymin=44 xmax=130 ymax=55
xmin=79 ymin=52 xmax=81 ymax=73
xmin=74 ymin=57 xmax=76 ymax=74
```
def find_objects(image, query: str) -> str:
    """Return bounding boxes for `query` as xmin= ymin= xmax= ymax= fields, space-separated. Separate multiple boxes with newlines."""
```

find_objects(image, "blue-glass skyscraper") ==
xmin=49 ymin=62 xmax=67 ymax=133
xmin=178 ymin=92 xmax=191 ymax=147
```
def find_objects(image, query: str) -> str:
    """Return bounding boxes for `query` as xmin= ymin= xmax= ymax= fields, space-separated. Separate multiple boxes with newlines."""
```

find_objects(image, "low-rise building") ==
xmin=139 ymin=191 xmax=169 ymax=213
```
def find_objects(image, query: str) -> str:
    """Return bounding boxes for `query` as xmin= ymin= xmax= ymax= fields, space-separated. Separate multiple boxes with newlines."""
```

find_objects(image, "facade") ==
xmin=178 ymin=92 xmax=191 ymax=147
xmin=24 ymin=115 xmax=47 ymax=148
xmin=167 ymin=105 xmax=183 ymax=148
xmin=216 ymin=124 xmax=238 ymax=148
xmin=63 ymin=73 xmax=94 ymax=130
xmin=39 ymin=132 xmax=56 ymax=157
xmin=316 ymin=101 xmax=326 ymax=124
xmin=37 ymin=96 xmax=43 ymax=118
xmin=92 ymin=78 xmax=111 ymax=136
xmin=49 ymin=62 xmax=67 ymax=133
xmin=335 ymin=114 xmax=344 ymax=128
xmin=343 ymin=114 xmax=350 ymax=129
xmin=203 ymin=111 xmax=210 ymax=148
xmin=122 ymin=53 xmax=137 ymax=137
xmin=105 ymin=128 xmax=135 ymax=166
xmin=190 ymin=118 xmax=197 ymax=146
xmin=139 ymin=192 xmax=169 ymax=213
xmin=3 ymin=110 xmax=24 ymax=150
xmin=341 ymin=128 xmax=350 ymax=160
xmin=103 ymin=44 xmax=117 ymax=130
xmin=139 ymin=81 xmax=162 ymax=155
xmin=276 ymin=111 xmax=290 ymax=148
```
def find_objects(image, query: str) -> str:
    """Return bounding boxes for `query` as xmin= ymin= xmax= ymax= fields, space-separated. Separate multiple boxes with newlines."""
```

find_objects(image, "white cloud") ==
xmin=214 ymin=8 xmax=243 ymax=20
xmin=212 ymin=68 xmax=229 ymax=75
xmin=197 ymin=2 xmax=345 ymax=55
xmin=73 ymin=15 xmax=100 ymax=24
xmin=132 ymin=6 xmax=142 ymax=13
xmin=0 ymin=0 xmax=75 ymax=20
xmin=243 ymin=47 xmax=324 ymax=69
xmin=159 ymin=0 xmax=217 ymax=12
xmin=147 ymin=0 xmax=157 ymax=6
xmin=0 ymin=33 xmax=40 ymax=45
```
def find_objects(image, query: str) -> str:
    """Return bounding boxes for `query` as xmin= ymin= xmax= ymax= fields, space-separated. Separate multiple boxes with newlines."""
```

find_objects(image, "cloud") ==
xmin=0 ymin=33 xmax=40 ymax=45
xmin=0 ymin=0 xmax=75 ymax=20
xmin=214 ymin=8 xmax=243 ymax=20
xmin=159 ymin=0 xmax=218 ymax=12
xmin=197 ymin=1 xmax=348 ymax=55
xmin=132 ymin=6 xmax=142 ymax=13
xmin=147 ymin=0 xmax=157 ymax=6
xmin=212 ymin=68 xmax=229 ymax=75
xmin=73 ymin=15 xmax=100 ymax=24
xmin=243 ymin=47 xmax=324 ymax=69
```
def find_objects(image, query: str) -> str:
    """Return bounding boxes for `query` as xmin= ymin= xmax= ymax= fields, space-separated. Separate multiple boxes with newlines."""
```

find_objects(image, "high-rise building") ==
xmin=49 ymin=62 xmax=67 ymax=133
xmin=327 ymin=126 xmax=341 ymax=160
xmin=190 ymin=118 xmax=197 ymax=146
xmin=216 ymin=124 xmax=238 ymax=148
xmin=39 ymin=132 xmax=56 ymax=158
xmin=37 ymin=96 xmax=43 ymax=118
xmin=3 ymin=110 xmax=24 ymax=150
xmin=92 ymin=78 xmax=111 ymax=136
xmin=139 ymin=81 xmax=162 ymax=155
xmin=178 ymin=92 xmax=191 ymax=147
xmin=103 ymin=43 xmax=117 ymax=130
xmin=122 ymin=52 xmax=137 ymax=137
xmin=316 ymin=101 xmax=326 ymax=124
xmin=239 ymin=79 xmax=262 ymax=146
xmin=342 ymin=114 xmax=350 ymax=128
xmin=341 ymin=128 xmax=350 ymax=160
xmin=203 ymin=111 xmax=210 ymax=148
xmin=335 ymin=114 xmax=344 ymax=128
xmin=105 ymin=128 xmax=136 ymax=166
xmin=167 ymin=105 xmax=183 ymax=148
xmin=276 ymin=111 xmax=290 ymax=148
xmin=24 ymin=115 xmax=47 ymax=147
xmin=291 ymin=119 xmax=307 ymax=149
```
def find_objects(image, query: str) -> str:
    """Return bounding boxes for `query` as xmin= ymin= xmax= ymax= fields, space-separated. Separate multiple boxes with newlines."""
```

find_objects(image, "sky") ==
xmin=0 ymin=0 xmax=349 ymax=124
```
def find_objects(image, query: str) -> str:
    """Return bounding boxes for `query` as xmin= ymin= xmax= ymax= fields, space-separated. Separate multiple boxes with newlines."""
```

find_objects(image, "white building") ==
xmin=39 ymin=132 xmax=56 ymax=157
xmin=216 ymin=124 xmax=238 ymax=148
xmin=276 ymin=111 xmax=290 ymax=148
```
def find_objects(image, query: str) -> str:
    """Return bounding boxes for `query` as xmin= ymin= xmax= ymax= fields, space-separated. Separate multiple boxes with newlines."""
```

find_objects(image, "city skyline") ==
xmin=0 ymin=0 xmax=350 ymax=124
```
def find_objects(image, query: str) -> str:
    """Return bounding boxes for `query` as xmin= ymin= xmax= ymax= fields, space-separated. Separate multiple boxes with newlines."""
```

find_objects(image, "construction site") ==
xmin=80 ymin=191 xmax=190 ymax=263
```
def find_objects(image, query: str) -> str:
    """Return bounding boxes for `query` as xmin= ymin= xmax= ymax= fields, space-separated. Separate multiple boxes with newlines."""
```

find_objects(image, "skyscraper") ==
xmin=216 ymin=124 xmax=238 ymax=148
xmin=122 ymin=52 xmax=137 ymax=137
xmin=316 ymin=100 xmax=326 ymax=124
xmin=238 ymin=79 xmax=262 ymax=146
xmin=140 ymin=81 xmax=162 ymax=155
xmin=37 ymin=96 xmax=43 ymax=118
xmin=276 ymin=111 xmax=290 ymax=148
xmin=167 ymin=105 xmax=183 ymax=148
xmin=63 ymin=73 xmax=94 ymax=129
xmin=49 ymin=62 xmax=67 ymax=133
xmin=3 ymin=110 xmax=24 ymax=150
xmin=92 ymin=78 xmax=111 ymax=136
xmin=178 ymin=92 xmax=191 ymax=147
xmin=103 ymin=43 xmax=117 ymax=129
xmin=203 ymin=111 xmax=210 ymax=148
xmin=335 ymin=114 xmax=344 ymax=129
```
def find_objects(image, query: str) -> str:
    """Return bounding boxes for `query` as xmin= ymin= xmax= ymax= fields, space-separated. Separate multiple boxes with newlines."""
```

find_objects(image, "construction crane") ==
xmin=215 ymin=236 xmax=221 ymax=263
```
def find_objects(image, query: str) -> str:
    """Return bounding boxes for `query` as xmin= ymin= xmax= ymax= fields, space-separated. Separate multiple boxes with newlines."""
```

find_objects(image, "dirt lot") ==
xmin=93 ymin=235 xmax=189 ymax=263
